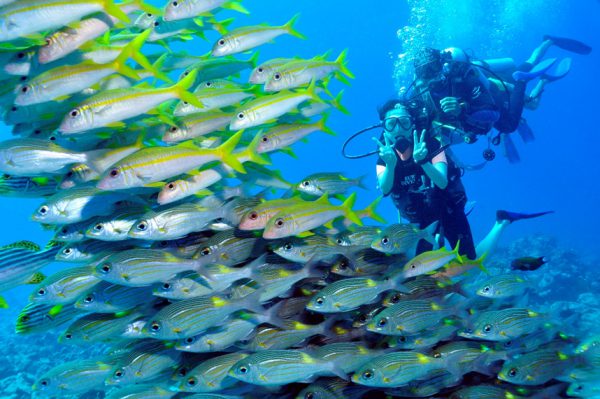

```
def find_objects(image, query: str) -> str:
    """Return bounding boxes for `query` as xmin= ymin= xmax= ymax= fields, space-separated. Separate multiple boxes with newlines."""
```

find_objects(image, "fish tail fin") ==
xmin=284 ymin=13 xmax=306 ymax=40
xmin=128 ymin=0 xmax=161 ymax=14
xmin=171 ymin=69 xmax=204 ymax=109
xmin=210 ymin=17 xmax=235 ymax=35
xmin=249 ymin=50 xmax=260 ymax=68
xmin=217 ymin=130 xmax=246 ymax=173
xmin=342 ymin=192 xmax=362 ymax=226
xmin=318 ymin=112 xmax=336 ymax=136
xmin=476 ymin=252 xmax=489 ymax=273
xmin=223 ymin=1 xmax=250 ymax=14
xmin=362 ymin=196 xmax=386 ymax=224
xmin=452 ymin=240 xmax=464 ymax=263
xmin=149 ymin=53 xmax=173 ymax=83
xmin=102 ymin=0 xmax=130 ymax=23
xmin=112 ymin=29 xmax=150 ymax=80
xmin=331 ymin=90 xmax=350 ymax=115
xmin=422 ymin=221 xmax=439 ymax=245
xmin=334 ymin=48 xmax=355 ymax=79
xmin=0 ymin=296 xmax=8 ymax=309
xmin=305 ymin=79 xmax=322 ymax=103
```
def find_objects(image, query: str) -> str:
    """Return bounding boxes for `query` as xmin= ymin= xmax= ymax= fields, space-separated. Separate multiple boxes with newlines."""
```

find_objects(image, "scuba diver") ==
xmin=374 ymin=99 xmax=552 ymax=260
xmin=410 ymin=35 xmax=591 ymax=153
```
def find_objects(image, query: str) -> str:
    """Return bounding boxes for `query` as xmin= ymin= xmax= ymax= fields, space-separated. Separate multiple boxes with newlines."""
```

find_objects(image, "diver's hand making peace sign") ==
xmin=412 ymin=129 xmax=428 ymax=164
xmin=373 ymin=132 xmax=397 ymax=167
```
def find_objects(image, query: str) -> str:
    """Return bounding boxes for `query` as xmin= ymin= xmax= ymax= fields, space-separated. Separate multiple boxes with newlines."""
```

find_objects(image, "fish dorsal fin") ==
xmin=26 ymin=272 xmax=46 ymax=285
xmin=2 ymin=240 xmax=40 ymax=252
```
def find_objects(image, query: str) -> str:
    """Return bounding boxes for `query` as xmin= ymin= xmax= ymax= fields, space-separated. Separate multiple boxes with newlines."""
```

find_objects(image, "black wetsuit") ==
xmin=377 ymin=136 xmax=477 ymax=259
xmin=420 ymin=62 xmax=500 ymax=136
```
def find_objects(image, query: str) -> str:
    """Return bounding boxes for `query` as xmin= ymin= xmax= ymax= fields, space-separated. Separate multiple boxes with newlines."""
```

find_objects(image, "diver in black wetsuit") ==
xmin=374 ymin=99 xmax=554 ymax=260
xmin=412 ymin=47 xmax=501 ymax=142
xmin=374 ymin=99 xmax=477 ymax=259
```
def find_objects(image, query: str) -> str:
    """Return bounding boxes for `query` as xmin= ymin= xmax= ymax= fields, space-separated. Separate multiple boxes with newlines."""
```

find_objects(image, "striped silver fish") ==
xmin=29 ymin=266 xmax=100 ymax=305
xmin=175 ymin=316 xmax=259 ymax=353
xmin=106 ymin=341 xmax=182 ymax=386
xmin=475 ymin=274 xmax=530 ymax=299
xmin=32 ymin=359 xmax=113 ymax=397
xmin=173 ymin=352 xmax=248 ymax=392
xmin=93 ymin=248 xmax=199 ymax=287
xmin=59 ymin=311 xmax=143 ymax=344
xmin=74 ymin=282 xmax=152 ymax=313
xmin=15 ymin=303 xmax=85 ymax=335
xmin=459 ymin=307 xmax=547 ymax=342
xmin=0 ymin=174 xmax=57 ymax=197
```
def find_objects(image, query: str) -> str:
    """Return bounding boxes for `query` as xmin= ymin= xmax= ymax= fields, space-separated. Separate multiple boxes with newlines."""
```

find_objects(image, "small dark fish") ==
xmin=511 ymin=256 xmax=548 ymax=271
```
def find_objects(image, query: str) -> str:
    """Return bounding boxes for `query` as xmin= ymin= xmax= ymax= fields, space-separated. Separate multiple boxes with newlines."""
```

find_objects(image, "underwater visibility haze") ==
xmin=0 ymin=0 xmax=599 ymax=398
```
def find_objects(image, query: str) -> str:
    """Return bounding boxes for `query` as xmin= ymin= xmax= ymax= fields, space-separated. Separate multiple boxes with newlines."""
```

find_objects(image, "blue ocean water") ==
xmin=0 ymin=0 xmax=599 ymax=397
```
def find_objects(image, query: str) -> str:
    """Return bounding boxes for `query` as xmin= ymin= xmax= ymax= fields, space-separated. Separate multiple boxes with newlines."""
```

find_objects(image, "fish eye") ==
xmin=62 ymin=248 xmax=72 ymax=255
xmin=167 ymin=183 xmax=175 ymax=190
xmin=49 ymin=136 xmax=56 ymax=141
xmin=200 ymin=247 xmax=211 ymax=256
xmin=93 ymin=224 xmax=104 ymax=231
xmin=64 ymin=333 xmax=72 ymax=340
xmin=283 ymin=243 xmax=293 ymax=251
xmin=38 ymin=205 xmax=49 ymax=215
xmin=274 ymin=218 xmax=285 ymax=228
xmin=150 ymin=322 xmax=161 ymax=331
xmin=237 ymin=113 xmax=245 ymax=120
xmin=273 ymin=73 xmax=281 ymax=81
xmin=147 ymin=13 xmax=153 ymax=17
xmin=2 ymin=174 xmax=9 ymax=179
xmin=508 ymin=367 xmax=518 ymax=377
xmin=177 ymin=367 xmax=188 ymax=377
xmin=114 ymin=369 xmax=124 ymax=378
xmin=169 ymin=126 xmax=178 ymax=132
xmin=44 ymin=38 xmax=51 ymax=46
xmin=19 ymin=315 xmax=30 ymax=323
xmin=257 ymin=67 xmax=264 ymax=73
xmin=153 ymin=21 xmax=159 ymax=27
xmin=37 ymin=288 xmax=46 ymax=296
xmin=66 ymin=171 xmax=74 ymax=178
xmin=109 ymin=169 xmax=119 ymax=178
xmin=315 ymin=297 xmax=324 ymax=306
xmin=205 ymin=81 xmax=212 ymax=87
xmin=218 ymin=39 xmax=225 ymax=46
xmin=377 ymin=318 xmax=387 ymax=327
xmin=358 ymin=314 xmax=367 ymax=323
xmin=162 ymin=283 xmax=171 ymax=290
xmin=238 ymin=366 xmax=248 ymax=374
xmin=20 ymin=76 xmax=27 ymax=82
xmin=301 ymin=181 xmax=310 ymax=187
xmin=186 ymin=377 xmax=197 ymax=387
xmin=69 ymin=109 xmax=79 ymax=118
xmin=60 ymin=227 xmax=68 ymax=234
xmin=21 ymin=85 xmax=29 ymax=93
xmin=504 ymin=340 xmax=513 ymax=347
xmin=171 ymin=1 xmax=178 ymax=6
xmin=381 ymin=237 xmax=389 ymax=245
xmin=339 ymin=259 xmax=348 ymax=269
xmin=248 ymin=211 xmax=258 ymax=220
xmin=136 ymin=221 xmax=148 ymax=231
xmin=16 ymin=52 xmax=25 ymax=59
xmin=575 ymin=385 xmax=583 ymax=391
xmin=39 ymin=379 xmax=49 ymax=387
xmin=483 ymin=324 xmax=492 ymax=333
xmin=100 ymin=263 xmax=111 ymax=274
xmin=391 ymin=293 xmax=401 ymax=303
xmin=362 ymin=369 xmax=374 ymax=380
xmin=482 ymin=286 xmax=490 ymax=292
xmin=410 ymin=264 xmax=416 ymax=269
xmin=83 ymin=294 xmax=94 ymax=303
xmin=398 ymin=336 xmax=406 ymax=342
xmin=305 ymin=393 xmax=315 ymax=399
xmin=185 ymin=336 xmax=195 ymax=344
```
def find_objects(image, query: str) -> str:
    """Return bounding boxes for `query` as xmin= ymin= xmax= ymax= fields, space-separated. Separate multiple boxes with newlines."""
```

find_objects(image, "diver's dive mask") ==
xmin=383 ymin=115 xmax=413 ymax=132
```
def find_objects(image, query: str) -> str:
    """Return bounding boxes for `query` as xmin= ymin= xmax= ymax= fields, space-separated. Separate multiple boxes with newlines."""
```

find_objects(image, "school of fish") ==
xmin=0 ymin=0 xmax=598 ymax=398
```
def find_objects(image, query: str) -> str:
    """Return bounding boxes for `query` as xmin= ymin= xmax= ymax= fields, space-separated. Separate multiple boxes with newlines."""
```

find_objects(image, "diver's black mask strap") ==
xmin=341 ymin=123 xmax=383 ymax=159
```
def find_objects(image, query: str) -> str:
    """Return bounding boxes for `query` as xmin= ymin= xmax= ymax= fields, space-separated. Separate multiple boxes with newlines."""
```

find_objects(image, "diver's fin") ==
xmin=542 ymin=57 xmax=572 ymax=82
xmin=512 ymin=57 xmax=556 ymax=82
xmin=544 ymin=35 xmax=592 ymax=55
xmin=496 ymin=210 xmax=555 ymax=224
xmin=517 ymin=118 xmax=535 ymax=143
xmin=502 ymin=133 xmax=520 ymax=164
